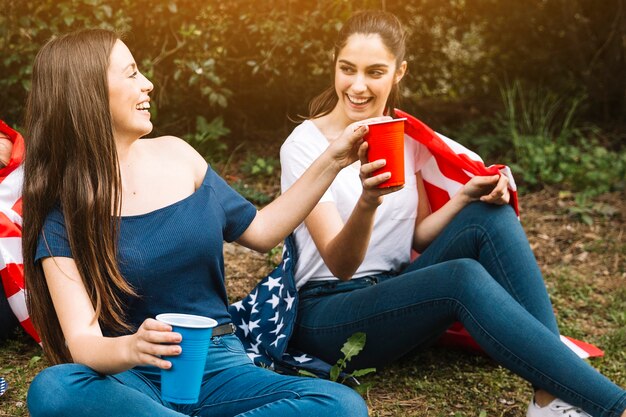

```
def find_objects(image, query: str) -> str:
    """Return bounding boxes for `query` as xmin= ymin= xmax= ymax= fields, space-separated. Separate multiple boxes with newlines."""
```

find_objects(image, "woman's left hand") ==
xmin=328 ymin=116 xmax=392 ymax=169
xmin=460 ymin=174 xmax=510 ymax=205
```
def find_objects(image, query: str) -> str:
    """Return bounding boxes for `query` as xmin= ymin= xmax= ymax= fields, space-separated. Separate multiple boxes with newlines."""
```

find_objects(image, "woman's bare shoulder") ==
xmin=140 ymin=135 xmax=208 ymax=185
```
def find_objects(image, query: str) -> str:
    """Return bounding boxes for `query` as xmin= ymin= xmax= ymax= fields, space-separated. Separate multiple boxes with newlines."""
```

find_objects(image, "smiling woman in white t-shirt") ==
xmin=280 ymin=10 xmax=626 ymax=417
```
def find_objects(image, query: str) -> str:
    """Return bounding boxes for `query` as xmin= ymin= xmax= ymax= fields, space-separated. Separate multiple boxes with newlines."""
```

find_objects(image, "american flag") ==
xmin=228 ymin=235 xmax=330 ymax=375
xmin=0 ymin=120 xmax=39 ymax=343
xmin=228 ymin=111 xmax=602 ymax=379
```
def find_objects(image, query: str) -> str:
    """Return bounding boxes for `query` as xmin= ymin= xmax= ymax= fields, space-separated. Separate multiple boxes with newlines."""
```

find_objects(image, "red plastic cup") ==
xmin=364 ymin=118 xmax=407 ymax=188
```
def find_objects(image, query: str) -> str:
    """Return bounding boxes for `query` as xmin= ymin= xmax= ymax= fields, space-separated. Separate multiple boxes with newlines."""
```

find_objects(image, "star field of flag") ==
xmin=228 ymin=235 xmax=334 ymax=376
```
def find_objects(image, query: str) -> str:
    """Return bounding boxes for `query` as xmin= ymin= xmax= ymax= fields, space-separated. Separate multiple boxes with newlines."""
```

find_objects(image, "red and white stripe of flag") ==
xmin=0 ymin=120 xmax=39 ymax=343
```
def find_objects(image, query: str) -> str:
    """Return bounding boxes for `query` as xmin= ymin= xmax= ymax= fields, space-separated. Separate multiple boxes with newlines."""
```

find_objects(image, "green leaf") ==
xmin=298 ymin=369 xmax=319 ymax=378
xmin=580 ymin=213 xmax=593 ymax=226
xmin=329 ymin=364 xmax=341 ymax=382
xmin=353 ymin=381 xmax=373 ymax=395
xmin=348 ymin=367 xmax=376 ymax=378
xmin=340 ymin=332 xmax=366 ymax=362
xmin=28 ymin=355 xmax=42 ymax=367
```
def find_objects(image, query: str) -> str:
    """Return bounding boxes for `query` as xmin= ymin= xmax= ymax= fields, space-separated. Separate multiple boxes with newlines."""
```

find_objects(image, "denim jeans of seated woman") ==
xmin=27 ymin=334 xmax=368 ymax=417
xmin=292 ymin=202 xmax=626 ymax=417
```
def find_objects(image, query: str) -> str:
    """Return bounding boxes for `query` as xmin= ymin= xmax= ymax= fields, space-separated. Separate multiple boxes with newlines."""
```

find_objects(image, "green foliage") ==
xmin=2 ymin=0 xmax=623 ymax=150
xmin=182 ymin=115 xmax=230 ymax=162
xmin=0 ymin=0 xmax=132 ymax=122
xmin=499 ymin=82 xmax=626 ymax=196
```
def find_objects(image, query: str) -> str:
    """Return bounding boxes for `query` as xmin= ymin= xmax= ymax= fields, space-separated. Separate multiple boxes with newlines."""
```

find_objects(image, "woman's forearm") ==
xmin=318 ymin=197 xmax=379 ymax=280
xmin=239 ymin=150 xmax=344 ymax=252
xmin=68 ymin=334 xmax=136 ymax=374
xmin=413 ymin=191 xmax=471 ymax=252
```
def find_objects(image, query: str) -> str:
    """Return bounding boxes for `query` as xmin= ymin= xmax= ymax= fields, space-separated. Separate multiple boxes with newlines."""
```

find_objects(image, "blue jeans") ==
xmin=292 ymin=202 xmax=626 ymax=417
xmin=27 ymin=334 xmax=368 ymax=417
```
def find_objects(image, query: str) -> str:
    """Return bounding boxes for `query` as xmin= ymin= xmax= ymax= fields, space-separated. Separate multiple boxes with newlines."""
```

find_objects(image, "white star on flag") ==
xmin=270 ymin=319 xmax=284 ymax=335
xmin=249 ymin=340 xmax=261 ymax=354
xmin=262 ymin=276 xmax=282 ymax=291
xmin=270 ymin=334 xmax=286 ymax=348
xmin=284 ymin=293 xmax=295 ymax=311
xmin=248 ymin=290 xmax=258 ymax=305
xmin=251 ymin=302 xmax=259 ymax=314
xmin=267 ymin=294 xmax=280 ymax=309
xmin=269 ymin=311 xmax=280 ymax=323
xmin=247 ymin=352 xmax=261 ymax=361
xmin=238 ymin=319 xmax=250 ymax=337
xmin=231 ymin=300 xmax=245 ymax=312
xmin=248 ymin=319 xmax=261 ymax=333
xmin=292 ymin=354 xmax=312 ymax=363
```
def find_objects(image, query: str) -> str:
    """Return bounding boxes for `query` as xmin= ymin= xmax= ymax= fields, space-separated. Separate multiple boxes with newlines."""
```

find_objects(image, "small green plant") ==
xmin=230 ymin=180 xmax=272 ymax=206
xmin=299 ymin=332 xmax=376 ymax=394
xmin=241 ymin=155 xmax=279 ymax=177
xmin=561 ymin=191 xmax=621 ymax=225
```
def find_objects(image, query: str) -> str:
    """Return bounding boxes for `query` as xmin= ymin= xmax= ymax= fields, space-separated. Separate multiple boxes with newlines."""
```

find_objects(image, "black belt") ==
xmin=212 ymin=322 xmax=236 ymax=337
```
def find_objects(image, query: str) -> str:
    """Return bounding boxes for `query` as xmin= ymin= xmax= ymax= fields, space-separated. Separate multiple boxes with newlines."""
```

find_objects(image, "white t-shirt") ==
xmin=280 ymin=120 xmax=431 ymax=289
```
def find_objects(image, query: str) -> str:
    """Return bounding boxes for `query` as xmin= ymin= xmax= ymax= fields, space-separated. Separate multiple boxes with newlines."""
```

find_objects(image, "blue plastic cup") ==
xmin=156 ymin=313 xmax=217 ymax=404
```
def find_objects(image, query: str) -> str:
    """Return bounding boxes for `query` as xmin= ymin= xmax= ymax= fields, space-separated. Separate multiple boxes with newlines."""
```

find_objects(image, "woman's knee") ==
xmin=28 ymin=364 xmax=95 ymax=417
xmin=459 ymin=201 xmax=517 ymax=231
xmin=324 ymin=382 xmax=368 ymax=416
xmin=302 ymin=379 xmax=368 ymax=416
xmin=446 ymin=258 xmax=485 ymax=277
xmin=446 ymin=258 xmax=496 ymax=294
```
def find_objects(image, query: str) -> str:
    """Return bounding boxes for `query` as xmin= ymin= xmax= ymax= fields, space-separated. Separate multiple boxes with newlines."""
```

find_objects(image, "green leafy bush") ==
xmin=1 ymin=0 xmax=622 ymax=175
xmin=500 ymin=82 xmax=625 ymax=195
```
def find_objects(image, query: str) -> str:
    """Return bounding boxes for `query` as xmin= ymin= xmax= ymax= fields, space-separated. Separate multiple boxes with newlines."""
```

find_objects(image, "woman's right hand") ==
xmin=127 ymin=318 xmax=182 ymax=369
xmin=327 ymin=116 xmax=392 ymax=169
xmin=358 ymin=141 xmax=404 ymax=207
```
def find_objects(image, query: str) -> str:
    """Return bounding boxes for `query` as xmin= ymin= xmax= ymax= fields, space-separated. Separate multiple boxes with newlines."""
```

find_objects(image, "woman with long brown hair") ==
xmin=23 ymin=28 xmax=374 ymax=416
xmin=280 ymin=10 xmax=626 ymax=417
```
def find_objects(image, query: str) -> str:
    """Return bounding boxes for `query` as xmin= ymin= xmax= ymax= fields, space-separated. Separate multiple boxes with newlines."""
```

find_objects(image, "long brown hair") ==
xmin=23 ymin=29 xmax=136 ymax=364
xmin=307 ymin=10 xmax=408 ymax=119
